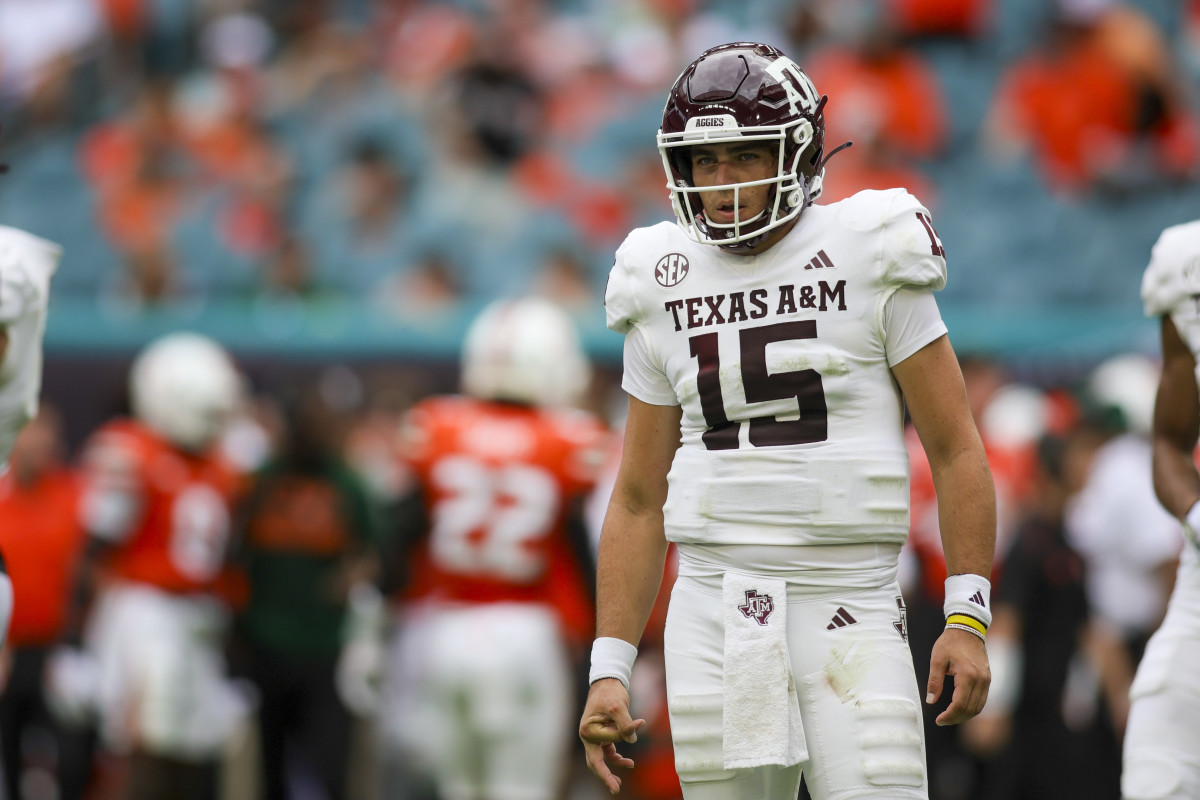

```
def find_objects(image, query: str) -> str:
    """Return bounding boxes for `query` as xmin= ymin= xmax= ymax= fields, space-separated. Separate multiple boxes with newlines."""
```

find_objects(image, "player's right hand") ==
xmin=579 ymin=677 xmax=645 ymax=795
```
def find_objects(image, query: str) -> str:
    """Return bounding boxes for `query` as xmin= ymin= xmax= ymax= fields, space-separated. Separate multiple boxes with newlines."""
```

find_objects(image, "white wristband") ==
xmin=1184 ymin=500 xmax=1200 ymax=551
xmin=589 ymin=637 xmax=638 ymax=690
xmin=944 ymin=573 xmax=992 ymax=634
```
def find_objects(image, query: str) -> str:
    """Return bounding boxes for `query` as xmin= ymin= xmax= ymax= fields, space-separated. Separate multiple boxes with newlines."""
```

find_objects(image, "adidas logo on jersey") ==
xmin=826 ymin=607 xmax=857 ymax=630
xmin=804 ymin=250 xmax=836 ymax=271
xmin=969 ymin=591 xmax=986 ymax=608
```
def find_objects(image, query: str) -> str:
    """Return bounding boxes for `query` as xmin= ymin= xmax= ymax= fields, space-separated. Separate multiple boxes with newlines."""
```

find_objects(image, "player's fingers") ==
xmin=970 ymin=670 xmax=991 ymax=716
xmin=603 ymin=741 xmax=635 ymax=769
xmin=967 ymin=672 xmax=990 ymax=716
xmin=926 ymin=655 xmax=947 ymax=706
xmin=580 ymin=711 xmax=627 ymax=744
xmin=619 ymin=717 xmax=646 ymax=744
xmin=601 ymin=700 xmax=643 ymax=744
xmin=935 ymin=682 xmax=969 ymax=727
xmin=936 ymin=664 xmax=988 ymax=726
xmin=583 ymin=740 xmax=623 ymax=794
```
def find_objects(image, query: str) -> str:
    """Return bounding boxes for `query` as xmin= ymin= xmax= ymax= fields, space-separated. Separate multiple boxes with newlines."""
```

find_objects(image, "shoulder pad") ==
xmin=1142 ymin=220 xmax=1200 ymax=318
xmin=0 ymin=226 xmax=61 ymax=325
xmin=605 ymin=223 xmax=682 ymax=334
xmin=836 ymin=189 xmax=947 ymax=291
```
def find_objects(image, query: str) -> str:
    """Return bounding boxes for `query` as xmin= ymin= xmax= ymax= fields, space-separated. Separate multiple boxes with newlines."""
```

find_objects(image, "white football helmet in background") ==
xmin=461 ymin=297 xmax=591 ymax=408
xmin=130 ymin=332 xmax=241 ymax=451
xmin=1086 ymin=353 xmax=1160 ymax=437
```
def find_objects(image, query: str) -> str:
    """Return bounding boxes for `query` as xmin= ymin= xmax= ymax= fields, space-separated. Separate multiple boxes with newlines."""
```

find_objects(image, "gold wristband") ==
xmin=946 ymin=613 xmax=988 ymax=638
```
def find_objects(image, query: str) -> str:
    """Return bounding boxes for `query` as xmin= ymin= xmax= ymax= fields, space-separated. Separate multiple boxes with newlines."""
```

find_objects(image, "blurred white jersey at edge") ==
xmin=0 ymin=224 xmax=60 ymax=470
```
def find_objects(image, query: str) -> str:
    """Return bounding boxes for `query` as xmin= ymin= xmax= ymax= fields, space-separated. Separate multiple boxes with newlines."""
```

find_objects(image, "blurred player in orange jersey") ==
xmin=48 ymin=332 xmax=246 ymax=800
xmin=377 ymin=297 xmax=611 ymax=800
xmin=0 ymin=406 xmax=94 ymax=800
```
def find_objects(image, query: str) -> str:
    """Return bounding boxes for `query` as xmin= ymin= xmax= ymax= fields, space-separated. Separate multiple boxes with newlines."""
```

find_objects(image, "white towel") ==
xmin=722 ymin=573 xmax=807 ymax=769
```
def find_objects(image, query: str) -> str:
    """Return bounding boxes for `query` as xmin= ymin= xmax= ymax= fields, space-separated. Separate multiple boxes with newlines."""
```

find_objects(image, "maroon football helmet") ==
xmin=658 ymin=42 xmax=839 ymax=251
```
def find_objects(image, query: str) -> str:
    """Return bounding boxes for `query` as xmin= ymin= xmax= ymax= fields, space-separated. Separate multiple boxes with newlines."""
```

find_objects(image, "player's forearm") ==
xmin=594 ymin=502 xmax=670 ymax=647
xmin=1151 ymin=436 xmax=1200 ymax=521
xmin=931 ymin=446 xmax=996 ymax=578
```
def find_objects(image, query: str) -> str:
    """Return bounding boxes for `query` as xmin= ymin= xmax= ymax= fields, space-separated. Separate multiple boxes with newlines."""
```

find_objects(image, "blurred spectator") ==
xmin=372 ymin=249 xmax=465 ymax=321
xmin=449 ymin=45 xmax=543 ymax=167
xmin=79 ymin=80 xmax=188 ymax=195
xmin=302 ymin=136 xmax=415 ymax=296
xmin=962 ymin=430 xmax=1122 ymax=800
xmin=533 ymin=19 xmax=629 ymax=146
xmin=885 ymin=0 xmax=991 ymax=39
xmin=378 ymin=297 xmax=609 ymax=800
xmin=49 ymin=333 xmax=246 ymax=800
xmin=1189 ymin=0 xmax=1200 ymax=79
xmin=805 ymin=10 xmax=949 ymax=161
xmin=256 ymin=235 xmax=322 ymax=302
xmin=0 ymin=406 xmax=94 ymax=800
xmin=93 ymin=136 xmax=189 ymax=259
xmin=815 ymin=143 xmax=937 ymax=207
xmin=983 ymin=0 xmax=1200 ymax=195
xmin=801 ymin=6 xmax=946 ymax=203
xmin=510 ymin=150 xmax=632 ymax=251
xmin=231 ymin=376 xmax=382 ymax=800
xmin=99 ymin=240 xmax=202 ymax=315
xmin=381 ymin=2 xmax=478 ymax=98
xmin=1066 ymin=355 xmax=1181 ymax=679
xmin=903 ymin=356 xmax=1046 ymax=800
xmin=529 ymin=247 xmax=601 ymax=314
xmin=597 ymin=0 xmax=743 ymax=96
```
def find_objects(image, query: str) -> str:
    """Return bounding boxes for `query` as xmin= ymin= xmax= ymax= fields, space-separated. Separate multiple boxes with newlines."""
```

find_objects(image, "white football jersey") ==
xmin=1142 ymin=219 xmax=1200 ymax=386
xmin=0 ymin=226 xmax=60 ymax=470
xmin=606 ymin=188 xmax=948 ymax=548
xmin=1126 ymin=218 xmax=1200 ymax=800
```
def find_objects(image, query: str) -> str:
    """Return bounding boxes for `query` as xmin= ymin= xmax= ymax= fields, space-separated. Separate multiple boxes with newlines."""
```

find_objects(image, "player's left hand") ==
xmin=579 ymin=678 xmax=645 ymax=794
xmin=926 ymin=627 xmax=990 ymax=726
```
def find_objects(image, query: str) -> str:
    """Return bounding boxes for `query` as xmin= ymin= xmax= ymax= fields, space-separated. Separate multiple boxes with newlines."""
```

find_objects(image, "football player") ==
xmin=379 ymin=296 xmax=610 ymax=800
xmin=1123 ymin=218 xmax=1200 ymax=800
xmin=53 ymin=332 xmax=245 ymax=800
xmin=0 ymin=225 xmax=60 ymax=647
xmin=578 ymin=42 xmax=996 ymax=800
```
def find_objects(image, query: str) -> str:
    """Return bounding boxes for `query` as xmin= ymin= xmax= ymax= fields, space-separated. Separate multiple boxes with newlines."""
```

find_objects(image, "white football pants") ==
xmin=664 ymin=574 xmax=927 ymax=800
xmin=1122 ymin=547 xmax=1200 ymax=800
xmin=85 ymin=582 xmax=241 ymax=760
xmin=383 ymin=603 xmax=573 ymax=800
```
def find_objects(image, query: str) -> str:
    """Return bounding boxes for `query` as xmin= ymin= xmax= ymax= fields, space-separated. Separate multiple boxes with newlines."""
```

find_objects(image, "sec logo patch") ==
xmin=655 ymin=253 xmax=690 ymax=287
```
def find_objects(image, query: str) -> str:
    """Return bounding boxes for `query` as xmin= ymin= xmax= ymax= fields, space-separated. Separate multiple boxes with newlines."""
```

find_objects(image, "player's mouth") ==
xmin=711 ymin=203 xmax=742 ymax=223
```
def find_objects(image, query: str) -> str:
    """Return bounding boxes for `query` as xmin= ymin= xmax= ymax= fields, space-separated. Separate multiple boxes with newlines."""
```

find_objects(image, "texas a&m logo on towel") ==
xmin=738 ymin=589 xmax=774 ymax=625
